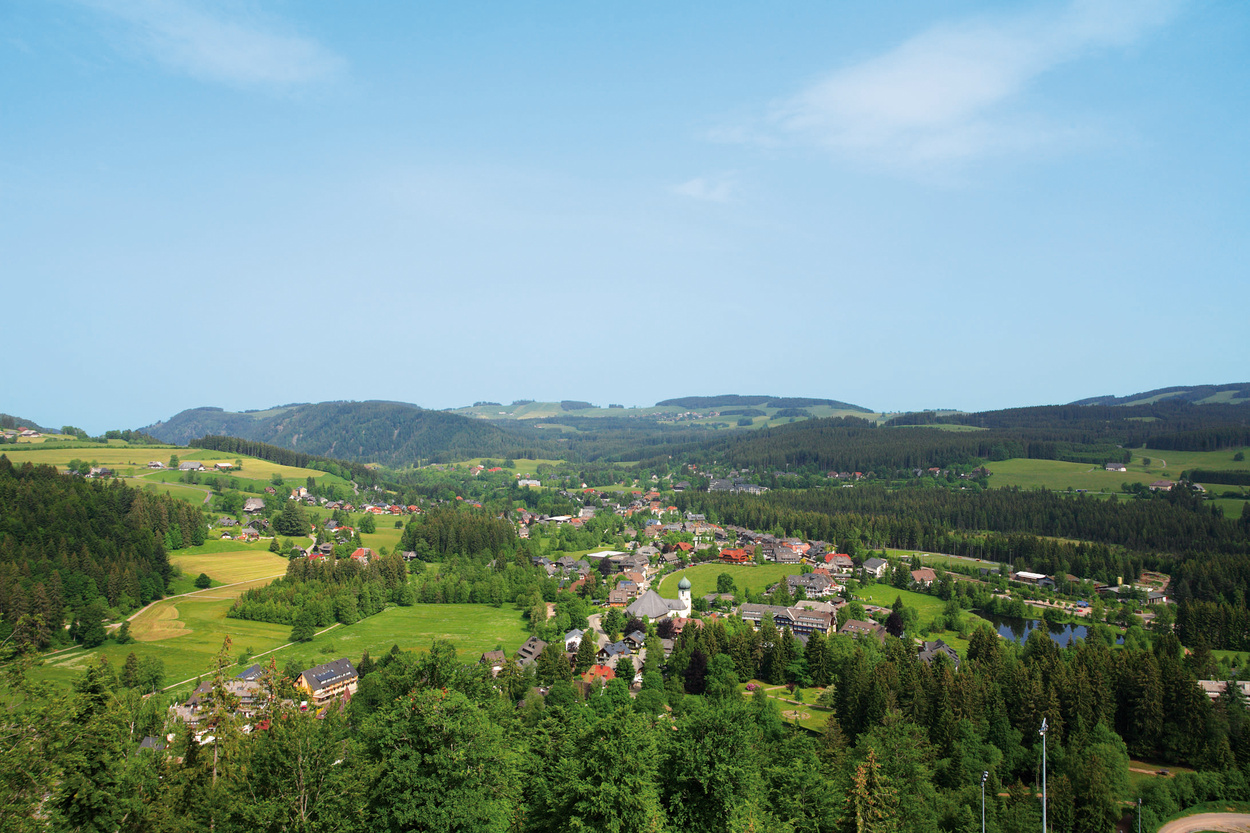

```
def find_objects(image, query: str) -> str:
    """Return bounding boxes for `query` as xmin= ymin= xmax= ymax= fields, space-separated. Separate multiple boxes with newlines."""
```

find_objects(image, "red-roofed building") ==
xmin=720 ymin=548 xmax=752 ymax=564
xmin=350 ymin=548 xmax=373 ymax=564
xmin=582 ymin=664 xmax=615 ymax=686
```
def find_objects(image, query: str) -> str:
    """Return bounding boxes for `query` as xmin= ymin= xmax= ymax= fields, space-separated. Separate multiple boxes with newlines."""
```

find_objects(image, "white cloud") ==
xmin=751 ymin=0 xmax=1181 ymax=169
xmin=76 ymin=0 xmax=343 ymax=89
xmin=672 ymin=172 xmax=737 ymax=203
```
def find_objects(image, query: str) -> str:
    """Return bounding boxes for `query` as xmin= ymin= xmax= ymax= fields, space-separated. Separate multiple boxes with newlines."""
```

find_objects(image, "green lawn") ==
xmin=269 ymin=604 xmax=530 ymax=681
xmin=35 ymin=597 xmax=529 ymax=699
xmin=657 ymin=562 xmax=803 ymax=599
xmin=170 ymin=549 xmax=289 ymax=585
xmin=987 ymin=447 xmax=1250 ymax=492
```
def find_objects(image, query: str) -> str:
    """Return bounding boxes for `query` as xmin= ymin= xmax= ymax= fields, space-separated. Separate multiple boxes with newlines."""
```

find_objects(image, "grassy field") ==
xmin=656 ymin=562 xmax=803 ymax=598
xmin=988 ymin=447 xmax=1250 ymax=492
xmin=170 ymin=549 xmax=289 ymax=585
xmin=137 ymin=479 xmax=212 ymax=504
xmin=883 ymin=548 xmax=1004 ymax=573
xmin=36 ymin=591 xmax=528 ymax=698
xmin=37 ymin=591 xmax=292 ymax=690
xmin=0 ymin=444 xmax=352 ymax=489
xmin=741 ymin=680 xmax=834 ymax=732
xmin=269 ymin=604 xmax=530 ymax=678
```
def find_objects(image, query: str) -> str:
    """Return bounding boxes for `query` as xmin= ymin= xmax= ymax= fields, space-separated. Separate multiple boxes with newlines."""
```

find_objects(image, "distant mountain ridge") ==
xmin=1071 ymin=383 xmax=1250 ymax=407
xmin=654 ymin=395 xmax=872 ymax=412
xmin=139 ymin=401 xmax=540 ymax=465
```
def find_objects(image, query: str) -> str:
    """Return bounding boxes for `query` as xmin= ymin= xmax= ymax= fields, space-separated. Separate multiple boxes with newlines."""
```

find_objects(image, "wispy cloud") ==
xmin=672 ymin=172 xmax=738 ymax=203
xmin=739 ymin=0 xmax=1181 ymax=170
xmin=75 ymin=0 xmax=344 ymax=90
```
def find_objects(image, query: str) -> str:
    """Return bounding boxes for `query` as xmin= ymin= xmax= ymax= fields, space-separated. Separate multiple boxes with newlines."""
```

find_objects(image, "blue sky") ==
xmin=3 ymin=0 xmax=1247 ymax=432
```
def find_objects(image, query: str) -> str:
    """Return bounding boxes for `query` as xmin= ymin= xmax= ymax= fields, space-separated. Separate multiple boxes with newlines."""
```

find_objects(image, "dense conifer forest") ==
xmin=0 ymin=456 xmax=187 ymax=652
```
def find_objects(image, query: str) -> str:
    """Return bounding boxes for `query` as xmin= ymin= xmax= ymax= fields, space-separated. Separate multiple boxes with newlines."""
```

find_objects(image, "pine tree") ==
xmin=844 ymin=748 xmax=899 ymax=833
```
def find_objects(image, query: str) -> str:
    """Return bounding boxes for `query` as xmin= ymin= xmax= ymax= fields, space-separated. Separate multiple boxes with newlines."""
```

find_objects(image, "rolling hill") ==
xmin=1072 ymin=383 xmax=1250 ymax=407
xmin=139 ymin=401 xmax=546 ymax=466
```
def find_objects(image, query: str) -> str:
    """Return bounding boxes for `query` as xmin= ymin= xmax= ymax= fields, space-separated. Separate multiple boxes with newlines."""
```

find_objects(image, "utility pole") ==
xmin=1137 ymin=797 xmax=1142 ymax=833
xmin=1040 ymin=717 xmax=1048 ymax=833
xmin=982 ymin=770 xmax=989 ymax=833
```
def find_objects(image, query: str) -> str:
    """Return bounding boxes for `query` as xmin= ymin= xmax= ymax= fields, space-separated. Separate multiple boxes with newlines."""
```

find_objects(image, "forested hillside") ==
xmin=142 ymin=401 xmax=549 ymax=465
xmin=0 ymin=456 xmax=189 ymax=652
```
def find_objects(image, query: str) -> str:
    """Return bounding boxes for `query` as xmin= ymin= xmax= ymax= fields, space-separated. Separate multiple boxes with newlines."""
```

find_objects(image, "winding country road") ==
xmin=1157 ymin=813 xmax=1250 ymax=833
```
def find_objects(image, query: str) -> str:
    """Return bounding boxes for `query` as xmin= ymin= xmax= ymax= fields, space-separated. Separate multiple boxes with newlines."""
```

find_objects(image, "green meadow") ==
xmin=657 ymin=562 xmax=803 ymax=599
xmin=987 ymin=447 xmax=1250 ymax=492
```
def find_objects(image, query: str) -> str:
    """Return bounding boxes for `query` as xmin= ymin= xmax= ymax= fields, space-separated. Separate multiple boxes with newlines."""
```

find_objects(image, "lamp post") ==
xmin=1137 ymin=797 xmax=1142 ymax=833
xmin=981 ymin=770 xmax=989 ymax=833
xmin=1040 ymin=717 xmax=1048 ymax=833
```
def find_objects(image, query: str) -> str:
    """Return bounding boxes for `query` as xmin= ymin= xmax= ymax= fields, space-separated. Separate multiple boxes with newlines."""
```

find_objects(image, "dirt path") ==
xmin=1156 ymin=812 xmax=1250 ymax=833
xmin=159 ymin=622 xmax=342 ymax=693
xmin=105 ymin=574 xmax=286 ymax=630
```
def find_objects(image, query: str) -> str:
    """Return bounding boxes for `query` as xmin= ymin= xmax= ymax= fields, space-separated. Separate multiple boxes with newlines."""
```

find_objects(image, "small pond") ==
xmin=974 ymin=612 xmax=1123 ymax=646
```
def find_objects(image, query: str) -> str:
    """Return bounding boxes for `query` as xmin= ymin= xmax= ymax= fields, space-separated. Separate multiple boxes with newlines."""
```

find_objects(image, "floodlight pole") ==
xmin=1040 ymin=717 xmax=1048 ymax=833
xmin=1137 ymin=797 xmax=1141 ymax=833
xmin=981 ymin=770 xmax=989 ymax=833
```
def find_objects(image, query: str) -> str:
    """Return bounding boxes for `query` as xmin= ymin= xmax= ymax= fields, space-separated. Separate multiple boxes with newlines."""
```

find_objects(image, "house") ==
xmin=480 ymin=650 xmax=506 ymax=677
xmin=841 ymin=619 xmax=887 ymax=643
xmin=296 ymin=658 xmax=358 ymax=706
xmin=515 ymin=636 xmax=547 ymax=667
xmin=597 ymin=641 xmax=631 ymax=665
xmin=825 ymin=554 xmax=855 ymax=573
xmin=719 ymin=548 xmax=752 ymax=564
xmin=608 ymin=589 xmax=632 ymax=607
xmin=624 ymin=630 xmax=648 ymax=649
xmin=179 ymin=461 xmax=205 ymax=472
xmin=214 ymin=462 xmax=234 ymax=471
xmin=1105 ymin=462 xmax=1128 ymax=472
xmin=1147 ymin=589 xmax=1168 ymax=605
xmin=918 ymin=639 xmax=960 ymax=668
xmin=350 ymin=547 xmax=373 ymax=564
xmin=582 ymin=664 xmax=615 ymax=686
xmin=147 ymin=461 xmax=165 ymax=469
xmin=1198 ymin=680 xmax=1250 ymax=701
xmin=1149 ymin=480 xmax=1175 ymax=492
xmin=862 ymin=557 xmax=890 ymax=579
xmin=911 ymin=568 xmax=937 ymax=588
xmin=785 ymin=573 xmax=839 ymax=598
xmin=564 ymin=629 xmax=586 ymax=651
xmin=243 ymin=498 xmax=266 ymax=514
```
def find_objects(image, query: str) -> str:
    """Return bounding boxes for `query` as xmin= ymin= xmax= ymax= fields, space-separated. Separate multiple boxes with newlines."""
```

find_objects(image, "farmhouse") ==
xmin=243 ymin=498 xmax=266 ymax=514
xmin=1105 ymin=462 xmax=1128 ymax=472
xmin=911 ymin=568 xmax=937 ymax=588
xmin=178 ymin=461 xmax=205 ymax=472
xmin=296 ymin=658 xmax=358 ymax=706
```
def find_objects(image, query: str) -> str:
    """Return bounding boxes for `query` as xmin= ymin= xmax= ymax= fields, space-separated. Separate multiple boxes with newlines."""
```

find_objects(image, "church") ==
xmin=625 ymin=575 xmax=692 ymax=620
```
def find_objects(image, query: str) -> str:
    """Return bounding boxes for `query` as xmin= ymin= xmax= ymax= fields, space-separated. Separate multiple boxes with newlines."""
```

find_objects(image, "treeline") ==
xmin=227 ymin=552 xmax=410 ymax=628
xmin=1176 ymin=598 xmax=1250 ymax=650
xmin=411 ymin=554 xmax=551 ymax=607
xmin=189 ymin=435 xmax=380 ymax=485
xmin=678 ymin=483 xmax=1246 ymax=562
xmin=398 ymin=505 xmax=517 ymax=561
xmin=1186 ymin=469 xmax=1250 ymax=486
xmin=0 ymin=456 xmax=179 ymax=652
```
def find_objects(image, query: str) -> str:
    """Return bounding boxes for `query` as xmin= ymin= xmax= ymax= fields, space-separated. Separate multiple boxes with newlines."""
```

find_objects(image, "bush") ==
xmin=195 ymin=573 xmax=212 ymax=589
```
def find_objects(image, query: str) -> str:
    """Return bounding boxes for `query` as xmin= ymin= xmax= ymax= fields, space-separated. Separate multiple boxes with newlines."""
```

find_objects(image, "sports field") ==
xmin=656 ymin=562 xmax=803 ymax=599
